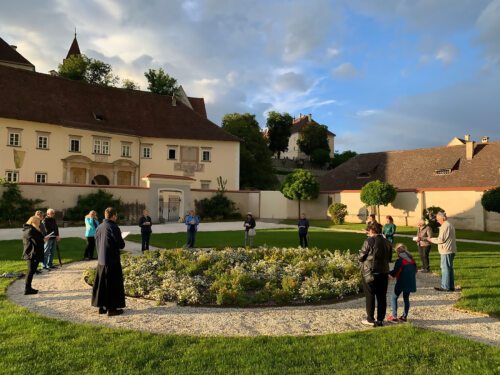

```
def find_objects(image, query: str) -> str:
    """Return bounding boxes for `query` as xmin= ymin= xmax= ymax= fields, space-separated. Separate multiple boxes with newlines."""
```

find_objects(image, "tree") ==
xmin=58 ymin=54 xmax=119 ymax=87
xmin=328 ymin=203 xmax=348 ymax=224
xmin=329 ymin=150 xmax=358 ymax=169
xmin=122 ymin=79 xmax=140 ymax=90
xmin=481 ymin=187 xmax=500 ymax=213
xmin=144 ymin=68 xmax=180 ymax=96
xmin=266 ymin=111 xmax=292 ymax=159
xmin=311 ymin=148 xmax=330 ymax=167
xmin=297 ymin=123 xmax=330 ymax=157
xmin=360 ymin=180 xmax=397 ymax=222
xmin=0 ymin=182 xmax=44 ymax=226
xmin=281 ymin=169 xmax=320 ymax=219
xmin=222 ymin=113 xmax=277 ymax=190
xmin=65 ymin=189 xmax=122 ymax=221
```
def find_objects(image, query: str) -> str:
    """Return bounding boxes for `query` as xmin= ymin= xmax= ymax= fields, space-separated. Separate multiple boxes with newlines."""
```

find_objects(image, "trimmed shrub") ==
xmin=65 ymin=189 xmax=122 ymax=221
xmin=481 ymin=187 xmax=500 ymax=213
xmin=194 ymin=193 xmax=240 ymax=220
xmin=327 ymin=203 xmax=348 ymax=224
xmin=423 ymin=206 xmax=444 ymax=233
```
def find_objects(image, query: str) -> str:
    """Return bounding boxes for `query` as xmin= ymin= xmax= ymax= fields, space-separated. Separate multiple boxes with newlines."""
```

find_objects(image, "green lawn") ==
xmin=0 ymin=234 xmax=499 ymax=373
xmin=280 ymin=220 xmax=500 ymax=242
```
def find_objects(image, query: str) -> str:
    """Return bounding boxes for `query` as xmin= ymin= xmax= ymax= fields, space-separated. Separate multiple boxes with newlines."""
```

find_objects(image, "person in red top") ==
xmin=387 ymin=244 xmax=417 ymax=323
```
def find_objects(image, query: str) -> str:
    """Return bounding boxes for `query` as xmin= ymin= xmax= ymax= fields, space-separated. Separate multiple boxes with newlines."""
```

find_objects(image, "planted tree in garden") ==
xmin=360 ymin=180 xmax=397 ymax=222
xmin=481 ymin=187 xmax=500 ymax=213
xmin=328 ymin=203 xmax=348 ymax=224
xmin=266 ymin=111 xmax=292 ymax=159
xmin=144 ymin=68 xmax=180 ymax=96
xmin=281 ymin=169 xmax=320 ymax=219
xmin=423 ymin=206 xmax=444 ymax=233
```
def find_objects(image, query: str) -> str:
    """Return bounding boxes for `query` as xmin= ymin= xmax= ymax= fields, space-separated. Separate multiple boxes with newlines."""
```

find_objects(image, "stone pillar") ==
xmin=85 ymin=168 xmax=90 ymax=185
xmin=66 ymin=164 xmax=71 ymax=184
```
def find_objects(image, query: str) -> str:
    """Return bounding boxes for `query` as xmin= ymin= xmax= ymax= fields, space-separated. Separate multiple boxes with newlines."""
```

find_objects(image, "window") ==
xmin=434 ymin=168 xmax=452 ymax=176
xmin=121 ymin=143 xmax=131 ymax=158
xmin=69 ymin=138 xmax=81 ymax=152
xmin=202 ymin=150 xmax=211 ymax=162
xmin=37 ymin=135 xmax=49 ymax=149
xmin=201 ymin=180 xmax=211 ymax=190
xmin=5 ymin=170 xmax=19 ymax=183
xmin=93 ymin=138 xmax=110 ymax=155
xmin=168 ymin=147 xmax=177 ymax=160
xmin=8 ymin=132 xmax=21 ymax=146
xmin=141 ymin=145 xmax=152 ymax=158
xmin=35 ymin=173 xmax=47 ymax=183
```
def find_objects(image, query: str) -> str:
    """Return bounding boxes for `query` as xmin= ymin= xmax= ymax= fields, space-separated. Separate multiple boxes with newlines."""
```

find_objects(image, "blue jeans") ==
xmin=440 ymin=253 xmax=455 ymax=290
xmin=391 ymin=288 xmax=411 ymax=318
xmin=43 ymin=238 xmax=57 ymax=268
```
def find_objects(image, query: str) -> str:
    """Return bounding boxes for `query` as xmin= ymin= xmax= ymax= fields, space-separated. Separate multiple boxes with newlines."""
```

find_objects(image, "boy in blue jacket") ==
xmin=387 ymin=243 xmax=417 ymax=322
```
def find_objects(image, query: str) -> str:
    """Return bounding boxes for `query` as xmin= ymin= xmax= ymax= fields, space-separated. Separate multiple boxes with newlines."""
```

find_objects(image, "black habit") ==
xmin=91 ymin=219 xmax=126 ymax=309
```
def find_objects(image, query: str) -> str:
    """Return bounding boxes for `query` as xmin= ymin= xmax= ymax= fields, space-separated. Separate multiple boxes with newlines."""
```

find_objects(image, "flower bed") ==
xmin=87 ymin=247 xmax=362 ymax=307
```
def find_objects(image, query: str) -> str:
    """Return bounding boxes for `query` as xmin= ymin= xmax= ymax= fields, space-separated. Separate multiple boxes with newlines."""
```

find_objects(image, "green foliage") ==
xmin=360 ymin=180 xmax=397 ymax=207
xmin=310 ymin=148 xmax=331 ymax=167
xmin=121 ymin=78 xmax=140 ymax=90
xmin=0 ymin=182 xmax=44 ymax=225
xmin=118 ymin=247 xmax=361 ymax=306
xmin=65 ymin=189 xmax=122 ymax=221
xmin=266 ymin=111 xmax=292 ymax=158
xmin=296 ymin=123 xmax=330 ymax=156
xmin=423 ymin=206 xmax=444 ymax=233
xmin=281 ymin=169 xmax=320 ymax=218
xmin=329 ymin=150 xmax=358 ymax=169
xmin=222 ymin=113 xmax=277 ymax=189
xmin=481 ymin=187 xmax=500 ymax=213
xmin=194 ymin=193 xmax=240 ymax=220
xmin=328 ymin=203 xmax=348 ymax=224
xmin=58 ymin=54 xmax=119 ymax=86
xmin=144 ymin=68 xmax=180 ymax=96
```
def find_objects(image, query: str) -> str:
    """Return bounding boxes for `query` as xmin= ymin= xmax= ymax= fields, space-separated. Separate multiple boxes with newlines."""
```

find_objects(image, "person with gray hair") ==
xmin=429 ymin=212 xmax=457 ymax=292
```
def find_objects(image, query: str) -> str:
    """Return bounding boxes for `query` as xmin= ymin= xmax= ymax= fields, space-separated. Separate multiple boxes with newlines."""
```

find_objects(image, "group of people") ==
xmin=358 ymin=211 xmax=457 ymax=327
xmin=22 ymin=209 xmax=60 ymax=295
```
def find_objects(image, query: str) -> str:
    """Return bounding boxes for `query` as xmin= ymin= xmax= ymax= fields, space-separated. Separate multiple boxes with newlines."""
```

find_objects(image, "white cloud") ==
xmin=331 ymin=62 xmax=360 ymax=78
xmin=435 ymin=44 xmax=458 ymax=64
xmin=326 ymin=47 xmax=340 ymax=58
xmin=356 ymin=109 xmax=382 ymax=117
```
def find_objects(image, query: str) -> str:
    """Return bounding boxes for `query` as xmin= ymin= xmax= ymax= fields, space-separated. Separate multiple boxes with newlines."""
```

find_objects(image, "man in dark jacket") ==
xmin=138 ymin=209 xmax=152 ymax=251
xmin=297 ymin=213 xmax=309 ymax=248
xmin=91 ymin=207 xmax=126 ymax=316
xmin=22 ymin=216 xmax=45 ymax=295
xmin=359 ymin=222 xmax=393 ymax=327
xmin=42 ymin=208 xmax=59 ymax=270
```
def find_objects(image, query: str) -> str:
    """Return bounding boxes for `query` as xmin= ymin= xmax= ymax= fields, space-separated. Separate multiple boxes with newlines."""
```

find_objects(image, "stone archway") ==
xmin=91 ymin=175 xmax=110 ymax=185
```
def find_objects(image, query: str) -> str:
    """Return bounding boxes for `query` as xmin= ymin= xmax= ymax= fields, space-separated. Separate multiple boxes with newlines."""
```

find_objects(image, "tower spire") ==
xmin=65 ymin=31 xmax=81 ymax=60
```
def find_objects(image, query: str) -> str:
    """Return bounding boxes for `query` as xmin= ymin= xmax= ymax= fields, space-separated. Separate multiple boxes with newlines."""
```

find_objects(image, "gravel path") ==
xmin=7 ymin=256 xmax=499 ymax=346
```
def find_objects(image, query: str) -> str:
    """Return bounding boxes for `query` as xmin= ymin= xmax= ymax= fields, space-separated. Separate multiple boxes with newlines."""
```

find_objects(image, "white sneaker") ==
xmin=361 ymin=319 xmax=375 ymax=326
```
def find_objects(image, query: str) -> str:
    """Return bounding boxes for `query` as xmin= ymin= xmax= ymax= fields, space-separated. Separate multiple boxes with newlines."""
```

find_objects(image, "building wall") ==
xmin=0 ymin=118 xmax=240 ymax=190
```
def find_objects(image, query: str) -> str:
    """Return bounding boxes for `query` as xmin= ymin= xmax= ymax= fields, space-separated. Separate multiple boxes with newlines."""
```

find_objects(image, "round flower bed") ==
xmin=86 ymin=247 xmax=362 ymax=307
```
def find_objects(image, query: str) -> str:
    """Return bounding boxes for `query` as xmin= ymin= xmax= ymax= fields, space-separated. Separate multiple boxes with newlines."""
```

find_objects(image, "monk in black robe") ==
xmin=91 ymin=207 xmax=126 ymax=316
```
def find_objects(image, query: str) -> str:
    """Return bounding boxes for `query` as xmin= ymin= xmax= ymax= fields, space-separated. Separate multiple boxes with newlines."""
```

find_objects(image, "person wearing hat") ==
xmin=428 ymin=212 xmax=457 ymax=292
xmin=243 ymin=212 xmax=256 ymax=247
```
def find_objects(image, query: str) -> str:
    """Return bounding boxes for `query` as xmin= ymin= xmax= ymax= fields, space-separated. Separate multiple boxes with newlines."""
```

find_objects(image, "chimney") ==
xmin=307 ymin=113 xmax=312 ymax=121
xmin=464 ymin=134 xmax=471 ymax=141
xmin=171 ymin=95 xmax=176 ymax=106
xmin=481 ymin=136 xmax=489 ymax=144
xmin=466 ymin=140 xmax=475 ymax=161
xmin=10 ymin=45 xmax=17 ymax=50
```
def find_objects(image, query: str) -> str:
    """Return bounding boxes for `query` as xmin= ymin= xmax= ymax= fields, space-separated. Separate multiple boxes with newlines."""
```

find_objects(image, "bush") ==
xmin=423 ymin=206 xmax=444 ymax=233
xmin=481 ymin=187 xmax=500 ymax=213
xmin=65 ymin=189 xmax=122 ymax=221
xmin=310 ymin=149 xmax=330 ymax=167
xmin=194 ymin=193 xmax=240 ymax=220
xmin=108 ymin=247 xmax=362 ymax=307
xmin=327 ymin=203 xmax=348 ymax=224
xmin=0 ymin=182 xmax=44 ymax=226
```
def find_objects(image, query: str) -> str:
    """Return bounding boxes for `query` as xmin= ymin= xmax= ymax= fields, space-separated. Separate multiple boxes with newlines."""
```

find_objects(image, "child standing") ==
xmin=387 ymin=244 xmax=417 ymax=322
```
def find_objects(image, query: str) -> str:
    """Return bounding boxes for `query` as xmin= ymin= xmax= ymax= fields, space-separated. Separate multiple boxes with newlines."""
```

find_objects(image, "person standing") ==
xmin=138 ymin=209 xmax=153 ymax=251
xmin=382 ymin=216 xmax=396 ymax=243
xmin=42 ymin=208 xmax=60 ymax=270
xmin=298 ymin=213 xmax=309 ymax=248
xmin=91 ymin=207 xmax=126 ymax=316
xmin=22 ymin=216 xmax=45 ymax=295
xmin=429 ymin=212 xmax=457 ymax=292
xmin=365 ymin=214 xmax=377 ymax=234
xmin=243 ymin=212 xmax=256 ymax=247
xmin=359 ymin=222 xmax=393 ymax=327
xmin=415 ymin=219 xmax=433 ymax=273
xmin=84 ymin=210 xmax=99 ymax=260
xmin=184 ymin=210 xmax=200 ymax=248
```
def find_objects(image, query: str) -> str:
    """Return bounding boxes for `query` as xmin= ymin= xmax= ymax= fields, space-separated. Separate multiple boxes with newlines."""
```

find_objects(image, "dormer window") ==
xmin=434 ymin=168 xmax=452 ymax=176
xmin=93 ymin=112 xmax=105 ymax=121
xmin=357 ymin=172 xmax=370 ymax=179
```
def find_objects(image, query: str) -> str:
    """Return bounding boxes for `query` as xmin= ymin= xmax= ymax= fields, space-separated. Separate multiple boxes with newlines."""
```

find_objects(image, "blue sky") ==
xmin=1 ymin=0 xmax=499 ymax=152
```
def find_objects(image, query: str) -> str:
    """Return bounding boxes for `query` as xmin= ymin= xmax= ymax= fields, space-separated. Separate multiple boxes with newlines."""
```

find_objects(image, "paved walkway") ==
xmin=7 ymin=258 xmax=500 ymax=346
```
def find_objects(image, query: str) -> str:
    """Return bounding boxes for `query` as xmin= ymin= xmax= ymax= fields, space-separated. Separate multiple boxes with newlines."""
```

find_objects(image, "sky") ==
xmin=1 ymin=0 xmax=499 ymax=153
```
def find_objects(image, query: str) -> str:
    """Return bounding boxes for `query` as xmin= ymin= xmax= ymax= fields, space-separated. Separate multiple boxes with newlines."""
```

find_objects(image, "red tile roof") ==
xmin=188 ymin=97 xmax=208 ymax=118
xmin=292 ymin=115 xmax=335 ymax=136
xmin=0 ymin=37 xmax=35 ymax=69
xmin=321 ymin=142 xmax=500 ymax=190
xmin=0 ymin=65 xmax=239 ymax=142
